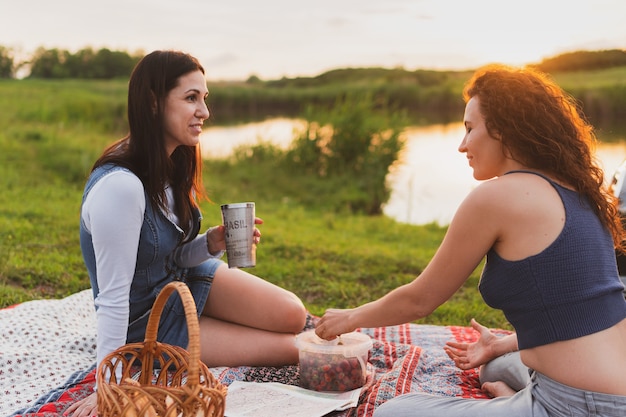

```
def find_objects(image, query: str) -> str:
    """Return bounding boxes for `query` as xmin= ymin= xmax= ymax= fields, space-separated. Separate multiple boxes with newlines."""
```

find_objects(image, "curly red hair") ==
xmin=463 ymin=64 xmax=624 ymax=250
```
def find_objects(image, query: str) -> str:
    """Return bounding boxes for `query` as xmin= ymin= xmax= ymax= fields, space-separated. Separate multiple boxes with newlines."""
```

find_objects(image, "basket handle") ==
xmin=144 ymin=281 xmax=202 ymax=385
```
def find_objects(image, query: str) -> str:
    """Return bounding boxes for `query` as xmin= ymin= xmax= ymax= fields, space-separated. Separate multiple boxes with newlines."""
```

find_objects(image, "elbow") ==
xmin=405 ymin=295 xmax=439 ymax=320
xmin=400 ymin=280 xmax=440 ymax=321
xmin=412 ymin=304 xmax=436 ymax=320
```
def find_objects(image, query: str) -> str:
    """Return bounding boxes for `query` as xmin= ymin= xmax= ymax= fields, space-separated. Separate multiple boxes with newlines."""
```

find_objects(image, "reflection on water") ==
xmin=201 ymin=119 xmax=626 ymax=226
xmin=201 ymin=118 xmax=307 ymax=159
xmin=383 ymin=124 xmax=476 ymax=225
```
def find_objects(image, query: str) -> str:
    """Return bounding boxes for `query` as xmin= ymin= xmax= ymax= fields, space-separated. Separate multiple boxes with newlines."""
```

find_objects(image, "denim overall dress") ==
xmin=80 ymin=163 xmax=223 ymax=349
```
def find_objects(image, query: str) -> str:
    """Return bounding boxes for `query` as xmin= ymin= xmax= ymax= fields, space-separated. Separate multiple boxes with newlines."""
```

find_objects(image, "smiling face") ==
xmin=162 ymin=70 xmax=210 ymax=156
xmin=458 ymin=96 xmax=511 ymax=181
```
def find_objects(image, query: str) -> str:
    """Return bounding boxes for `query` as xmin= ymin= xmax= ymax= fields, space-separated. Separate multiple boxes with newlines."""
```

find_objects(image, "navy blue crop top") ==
xmin=479 ymin=171 xmax=626 ymax=349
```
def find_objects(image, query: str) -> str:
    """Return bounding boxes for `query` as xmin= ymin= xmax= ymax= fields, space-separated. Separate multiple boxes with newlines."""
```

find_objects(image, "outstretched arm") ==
xmin=316 ymin=182 xmax=505 ymax=340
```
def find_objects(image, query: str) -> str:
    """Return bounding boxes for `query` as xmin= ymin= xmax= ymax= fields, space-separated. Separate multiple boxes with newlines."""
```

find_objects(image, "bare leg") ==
xmin=198 ymin=264 xmax=307 ymax=367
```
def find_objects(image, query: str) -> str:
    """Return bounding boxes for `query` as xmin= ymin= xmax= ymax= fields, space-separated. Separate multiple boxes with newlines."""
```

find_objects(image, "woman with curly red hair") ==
xmin=316 ymin=64 xmax=626 ymax=416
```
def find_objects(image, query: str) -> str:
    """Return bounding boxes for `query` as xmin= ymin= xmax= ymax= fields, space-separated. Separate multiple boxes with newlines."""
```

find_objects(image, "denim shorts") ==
xmin=373 ymin=370 xmax=626 ymax=417
xmin=126 ymin=257 xmax=224 ymax=349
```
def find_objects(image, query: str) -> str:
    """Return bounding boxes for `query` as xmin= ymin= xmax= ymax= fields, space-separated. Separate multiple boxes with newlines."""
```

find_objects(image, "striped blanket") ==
xmin=1 ymin=290 xmax=500 ymax=417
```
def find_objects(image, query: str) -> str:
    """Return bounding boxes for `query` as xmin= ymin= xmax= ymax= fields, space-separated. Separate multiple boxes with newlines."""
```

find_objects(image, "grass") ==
xmin=12 ymin=69 xmax=626 ymax=330
xmin=554 ymin=66 xmax=626 ymax=89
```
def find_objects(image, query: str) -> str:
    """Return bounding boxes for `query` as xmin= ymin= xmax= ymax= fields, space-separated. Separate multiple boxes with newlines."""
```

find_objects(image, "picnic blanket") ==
xmin=1 ymin=290 xmax=505 ymax=417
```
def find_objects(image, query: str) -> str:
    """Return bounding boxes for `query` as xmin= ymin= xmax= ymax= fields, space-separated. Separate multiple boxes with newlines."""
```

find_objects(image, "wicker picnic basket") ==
xmin=96 ymin=281 xmax=227 ymax=417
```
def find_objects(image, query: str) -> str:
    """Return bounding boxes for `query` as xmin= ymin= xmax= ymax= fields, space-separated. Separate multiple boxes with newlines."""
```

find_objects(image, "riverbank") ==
xmin=5 ymin=67 xmax=626 ymax=326
xmin=0 ymin=77 xmax=513 ymax=329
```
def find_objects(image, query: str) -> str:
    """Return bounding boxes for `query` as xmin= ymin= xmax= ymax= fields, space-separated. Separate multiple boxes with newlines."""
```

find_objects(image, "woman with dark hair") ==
xmin=65 ymin=50 xmax=306 ymax=417
xmin=315 ymin=64 xmax=626 ymax=416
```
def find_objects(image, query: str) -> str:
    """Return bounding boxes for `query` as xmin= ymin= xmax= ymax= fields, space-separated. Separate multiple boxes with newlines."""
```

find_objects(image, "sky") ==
xmin=2 ymin=0 xmax=626 ymax=81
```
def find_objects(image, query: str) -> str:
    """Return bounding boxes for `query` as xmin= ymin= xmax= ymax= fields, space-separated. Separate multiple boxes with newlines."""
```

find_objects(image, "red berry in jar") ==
xmin=295 ymin=330 xmax=372 ymax=392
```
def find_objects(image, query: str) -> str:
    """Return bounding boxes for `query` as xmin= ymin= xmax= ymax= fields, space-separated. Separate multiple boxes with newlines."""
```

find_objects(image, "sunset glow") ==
xmin=1 ymin=0 xmax=625 ymax=80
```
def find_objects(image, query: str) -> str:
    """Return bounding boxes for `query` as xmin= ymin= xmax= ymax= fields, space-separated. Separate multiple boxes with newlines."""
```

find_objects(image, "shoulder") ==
xmin=84 ymin=169 xmax=145 ymax=218
xmin=459 ymin=172 xmax=562 ymax=221
xmin=91 ymin=169 xmax=144 ymax=198
xmin=470 ymin=171 xmax=559 ymax=201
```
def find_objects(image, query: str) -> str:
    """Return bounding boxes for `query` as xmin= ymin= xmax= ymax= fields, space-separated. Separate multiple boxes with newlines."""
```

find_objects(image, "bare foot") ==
xmin=481 ymin=381 xmax=516 ymax=398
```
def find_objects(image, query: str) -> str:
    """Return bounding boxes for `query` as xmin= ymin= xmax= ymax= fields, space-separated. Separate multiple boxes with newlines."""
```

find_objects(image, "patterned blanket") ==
xmin=1 ymin=290 xmax=501 ymax=417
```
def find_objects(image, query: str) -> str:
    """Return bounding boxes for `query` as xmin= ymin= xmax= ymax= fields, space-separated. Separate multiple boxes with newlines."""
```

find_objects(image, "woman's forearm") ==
xmin=491 ymin=333 xmax=519 ymax=358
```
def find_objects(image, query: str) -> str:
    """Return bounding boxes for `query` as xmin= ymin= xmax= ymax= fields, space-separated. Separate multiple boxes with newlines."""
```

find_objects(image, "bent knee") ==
xmin=284 ymin=295 xmax=307 ymax=332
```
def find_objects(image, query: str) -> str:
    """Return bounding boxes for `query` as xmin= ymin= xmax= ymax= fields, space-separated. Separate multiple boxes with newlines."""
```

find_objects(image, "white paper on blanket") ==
xmin=224 ymin=381 xmax=362 ymax=417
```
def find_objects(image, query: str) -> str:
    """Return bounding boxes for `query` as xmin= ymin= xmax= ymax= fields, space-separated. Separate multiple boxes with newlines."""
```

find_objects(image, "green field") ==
xmin=3 ymin=67 xmax=626 ymax=329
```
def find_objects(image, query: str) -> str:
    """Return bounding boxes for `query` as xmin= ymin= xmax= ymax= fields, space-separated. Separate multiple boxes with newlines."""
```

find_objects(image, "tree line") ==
xmin=1 ymin=45 xmax=626 ymax=81
xmin=2 ymin=46 xmax=625 ymax=128
xmin=0 ymin=46 xmax=143 ymax=79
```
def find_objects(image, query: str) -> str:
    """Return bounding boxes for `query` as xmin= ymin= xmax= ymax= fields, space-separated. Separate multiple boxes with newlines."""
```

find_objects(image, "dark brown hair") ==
xmin=463 ymin=64 xmax=624 ymax=249
xmin=92 ymin=50 xmax=207 ymax=238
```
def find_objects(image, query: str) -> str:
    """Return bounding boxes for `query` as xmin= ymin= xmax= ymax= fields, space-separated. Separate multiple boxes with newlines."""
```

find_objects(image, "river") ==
xmin=201 ymin=118 xmax=626 ymax=226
